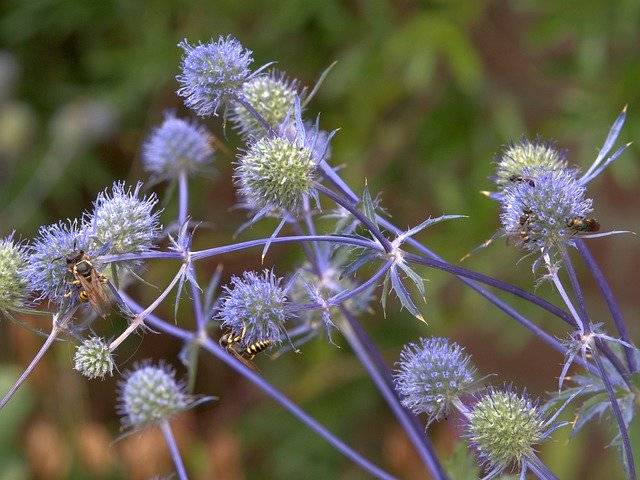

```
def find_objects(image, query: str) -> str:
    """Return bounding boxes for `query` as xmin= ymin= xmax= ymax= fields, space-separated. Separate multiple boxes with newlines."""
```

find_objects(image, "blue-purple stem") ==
xmin=527 ymin=455 xmax=559 ymax=480
xmin=592 ymin=349 xmax=637 ymax=480
xmin=160 ymin=420 xmax=189 ymax=480
xmin=122 ymin=294 xmax=398 ymax=480
xmin=575 ymin=240 xmax=636 ymax=372
xmin=178 ymin=171 xmax=188 ymax=228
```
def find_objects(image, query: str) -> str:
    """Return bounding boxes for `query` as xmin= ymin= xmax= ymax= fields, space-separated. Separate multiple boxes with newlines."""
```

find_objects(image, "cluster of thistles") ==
xmin=0 ymin=33 xmax=636 ymax=480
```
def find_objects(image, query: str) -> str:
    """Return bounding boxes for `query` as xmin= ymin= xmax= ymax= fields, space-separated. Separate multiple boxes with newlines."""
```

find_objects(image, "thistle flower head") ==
xmin=467 ymin=387 xmax=545 ymax=472
xmin=216 ymin=270 xmax=291 ymax=347
xmin=0 ymin=234 xmax=29 ymax=313
xmin=495 ymin=139 xmax=567 ymax=187
xmin=142 ymin=113 xmax=215 ymax=180
xmin=231 ymin=70 xmax=299 ymax=139
xmin=177 ymin=36 xmax=255 ymax=117
xmin=24 ymin=219 xmax=94 ymax=304
xmin=88 ymin=181 xmax=161 ymax=255
xmin=499 ymin=167 xmax=593 ymax=253
xmin=118 ymin=361 xmax=192 ymax=429
xmin=74 ymin=337 xmax=114 ymax=380
xmin=394 ymin=337 xmax=477 ymax=422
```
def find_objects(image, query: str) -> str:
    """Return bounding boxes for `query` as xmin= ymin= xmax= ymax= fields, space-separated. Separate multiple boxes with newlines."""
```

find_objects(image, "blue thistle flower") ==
xmin=117 ymin=361 xmax=193 ymax=429
xmin=231 ymin=70 xmax=300 ymax=139
xmin=142 ymin=113 xmax=215 ymax=180
xmin=0 ymin=234 xmax=30 ymax=313
xmin=23 ymin=219 xmax=93 ymax=304
xmin=499 ymin=167 xmax=593 ymax=254
xmin=216 ymin=270 xmax=292 ymax=347
xmin=177 ymin=35 xmax=261 ymax=117
xmin=394 ymin=337 xmax=477 ymax=422
xmin=88 ymin=181 xmax=161 ymax=255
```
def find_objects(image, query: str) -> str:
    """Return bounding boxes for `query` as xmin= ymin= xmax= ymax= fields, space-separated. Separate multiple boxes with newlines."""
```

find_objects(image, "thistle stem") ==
xmin=178 ymin=171 xmax=188 ymax=228
xmin=109 ymin=263 xmax=187 ymax=351
xmin=121 ymin=294 xmax=399 ymax=480
xmin=527 ymin=454 xmax=559 ymax=480
xmin=592 ymin=349 xmax=637 ymax=480
xmin=575 ymin=240 xmax=636 ymax=372
xmin=160 ymin=420 xmax=189 ymax=480
xmin=0 ymin=317 xmax=60 ymax=410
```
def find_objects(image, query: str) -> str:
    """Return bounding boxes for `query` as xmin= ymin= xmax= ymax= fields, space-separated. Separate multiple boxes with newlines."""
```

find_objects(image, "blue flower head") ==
xmin=177 ymin=35 xmax=256 ymax=117
xmin=24 ymin=219 xmax=94 ymax=304
xmin=216 ymin=270 xmax=292 ymax=347
xmin=117 ymin=361 xmax=193 ymax=429
xmin=142 ymin=113 xmax=215 ymax=180
xmin=499 ymin=167 xmax=593 ymax=254
xmin=394 ymin=337 xmax=477 ymax=422
xmin=231 ymin=70 xmax=300 ymax=139
xmin=0 ymin=234 xmax=30 ymax=313
xmin=88 ymin=181 xmax=162 ymax=255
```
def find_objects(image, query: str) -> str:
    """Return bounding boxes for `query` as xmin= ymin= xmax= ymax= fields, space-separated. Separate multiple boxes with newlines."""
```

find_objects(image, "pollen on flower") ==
xmin=495 ymin=139 xmax=567 ymax=187
xmin=74 ymin=337 xmax=114 ymax=380
xmin=394 ymin=337 xmax=476 ymax=422
xmin=235 ymin=136 xmax=316 ymax=214
xmin=0 ymin=235 xmax=29 ymax=313
xmin=467 ymin=388 xmax=545 ymax=470
xmin=231 ymin=71 xmax=299 ymax=139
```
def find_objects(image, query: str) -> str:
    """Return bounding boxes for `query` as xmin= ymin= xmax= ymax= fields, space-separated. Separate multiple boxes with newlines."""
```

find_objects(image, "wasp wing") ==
xmin=74 ymin=270 xmax=112 ymax=317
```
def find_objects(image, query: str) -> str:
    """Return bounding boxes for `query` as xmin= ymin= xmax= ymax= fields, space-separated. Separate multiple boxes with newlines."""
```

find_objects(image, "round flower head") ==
xmin=24 ymin=219 xmax=94 ymax=304
xmin=495 ymin=138 xmax=567 ymax=188
xmin=467 ymin=387 xmax=545 ymax=474
xmin=177 ymin=35 xmax=256 ymax=117
xmin=88 ymin=181 xmax=161 ymax=255
xmin=216 ymin=270 xmax=291 ymax=347
xmin=0 ymin=234 xmax=29 ymax=313
xmin=74 ymin=337 xmax=114 ymax=380
xmin=500 ymin=167 xmax=593 ymax=253
xmin=142 ymin=113 xmax=214 ymax=180
xmin=235 ymin=100 xmax=331 ymax=216
xmin=394 ymin=337 xmax=476 ymax=422
xmin=118 ymin=361 xmax=191 ymax=429
xmin=231 ymin=70 xmax=299 ymax=139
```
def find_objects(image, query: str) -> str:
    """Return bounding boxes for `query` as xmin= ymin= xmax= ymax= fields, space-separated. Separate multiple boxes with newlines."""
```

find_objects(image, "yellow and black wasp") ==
xmin=219 ymin=324 xmax=273 ymax=370
xmin=64 ymin=248 xmax=111 ymax=316
xmin=567 ymin=216 xmax=600 ymax=233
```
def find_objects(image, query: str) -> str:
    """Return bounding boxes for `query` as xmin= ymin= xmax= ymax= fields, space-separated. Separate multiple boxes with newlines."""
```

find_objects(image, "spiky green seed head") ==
xmin=236 ymin=136 xmax=316 ymax=214
xmin=74 ymin=337 xmax=114 ymax=380
xmin=495 ymin=139 xmax=567 ymax=187
xmin=232 ymin=72 xmax=298 ymax=138
xmin=468 ymin=389 xmax=545 ymax=469
xmin=0 ymin=236 xmax=29 ymax=313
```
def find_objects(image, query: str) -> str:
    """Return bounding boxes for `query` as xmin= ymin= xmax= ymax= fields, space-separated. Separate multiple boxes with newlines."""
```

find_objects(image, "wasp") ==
xmin=64 ymin=248 xmax=111 ymax=316
xmin=567 ymin=216 xmax=600 ymax=233
xmin=517 ymin=207 xmax=534 ymax=243
xmin=220 ymin=324 xmax=273 ymax=370
xmin=509 ymin=174 xmax=536 ymax=187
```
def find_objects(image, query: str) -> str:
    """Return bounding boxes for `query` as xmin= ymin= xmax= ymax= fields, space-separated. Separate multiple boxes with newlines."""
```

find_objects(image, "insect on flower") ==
xmin=567 ymin=216 xmax=600 ymax=233
xmin=219 ymin=323 xmax=273 ymax=371
xmin=64 ymin=245 xmax=111 ymax=316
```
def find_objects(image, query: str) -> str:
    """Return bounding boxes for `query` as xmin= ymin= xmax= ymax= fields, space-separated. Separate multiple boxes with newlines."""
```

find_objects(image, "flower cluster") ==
xmin=74 ymin=337 xmax=114 ymax=379
xmin=0 ymin=235 xmax=29 ymax=313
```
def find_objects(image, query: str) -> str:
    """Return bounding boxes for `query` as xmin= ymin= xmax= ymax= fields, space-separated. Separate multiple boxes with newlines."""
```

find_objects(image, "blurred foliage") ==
xmin=1 ymin=0 xmax=639 ymax=479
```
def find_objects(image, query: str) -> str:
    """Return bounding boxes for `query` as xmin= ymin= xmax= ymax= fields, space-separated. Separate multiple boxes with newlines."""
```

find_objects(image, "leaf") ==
xmin=361 ymin=179 xmax=379 ymax=231
xmin=339 ymin=250 xmax=379 ymax=279
xmin=572 ymin=398 xmax=609 ymax=435
xmin=380 ymin=272 xmax=390 ymax=318
xmin=390 ymin=266 xmax=425 ymax=323
xmin=396 ymin=261 xmax=426 ymax=299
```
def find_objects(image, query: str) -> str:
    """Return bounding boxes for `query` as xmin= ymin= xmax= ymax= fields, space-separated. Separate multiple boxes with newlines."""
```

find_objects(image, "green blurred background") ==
xmin=1 ymin=0 xmax=639 ymax=478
